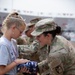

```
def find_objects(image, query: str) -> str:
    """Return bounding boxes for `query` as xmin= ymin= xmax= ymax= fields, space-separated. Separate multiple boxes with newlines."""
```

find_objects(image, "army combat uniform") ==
xmin=18 ymin=18 xmax=42 ymax=62
xmin=37 ymin=35 xmax=75 ymax=75
xmin=31 ymin=18 xmax=75 ymax=75
xmin=18 ymin=39 xmax=40 ymax=62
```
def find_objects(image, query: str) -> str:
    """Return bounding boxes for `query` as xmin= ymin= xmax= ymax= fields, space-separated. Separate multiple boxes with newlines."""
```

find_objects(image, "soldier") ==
xmin=25 ymin=18 xmax=42 ymax=44
xmin=25 ymin=22 xmax=36 ymax=44
xmin=31 ymin=18 xmax=75 ymax=75
xmin=18 ymin=18 xmax=42 ymax=61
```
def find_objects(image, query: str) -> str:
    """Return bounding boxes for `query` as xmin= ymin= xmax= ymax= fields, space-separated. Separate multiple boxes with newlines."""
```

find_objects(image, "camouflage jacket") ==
xmin=17 ymin=40 xmax=40 ymax=62
xmin=18 ymin=39 xmax=48 ymax=62
xmin=38 ymin=35 xmax=75 ymax=75
xmin=25 ymin=36 xmax=35 ymax=45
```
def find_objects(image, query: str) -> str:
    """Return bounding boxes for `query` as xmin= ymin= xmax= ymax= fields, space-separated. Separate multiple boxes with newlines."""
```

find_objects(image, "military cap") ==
xmin=25 ymin=18 xmax=41 ymax=32
xmin=31 ymin=18 xmax=57 ymax=36
xmin=27 ymin=22 xmax=35 ymax=27
xmin=27 ymin=17 xmax=42 ymax=27
xmin=25 ymin=23 xmax=35 ymax=32
xmin=30 ymin=18 xmax=41 ymax=24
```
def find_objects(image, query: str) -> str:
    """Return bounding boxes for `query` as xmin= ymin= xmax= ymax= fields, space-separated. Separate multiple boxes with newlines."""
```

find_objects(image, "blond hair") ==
xmin=2 ymin=11 xmax=26 ymax=31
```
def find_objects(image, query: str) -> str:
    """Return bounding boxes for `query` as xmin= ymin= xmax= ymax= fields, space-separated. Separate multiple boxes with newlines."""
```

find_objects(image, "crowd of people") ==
xmin=0 ymin=11 xmax=75 ymax=75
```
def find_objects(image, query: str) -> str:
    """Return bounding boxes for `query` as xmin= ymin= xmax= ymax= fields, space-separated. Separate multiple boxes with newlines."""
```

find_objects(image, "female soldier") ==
xmin=31 ymin=18 xmax=75 ymax=75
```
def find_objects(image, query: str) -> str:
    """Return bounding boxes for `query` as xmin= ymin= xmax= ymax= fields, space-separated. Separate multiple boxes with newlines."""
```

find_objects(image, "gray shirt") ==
xmin=0 ymin=36 xmax=18 ymax=75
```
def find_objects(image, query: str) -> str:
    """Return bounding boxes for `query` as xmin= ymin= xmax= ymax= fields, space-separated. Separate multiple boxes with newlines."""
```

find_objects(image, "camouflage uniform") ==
xmin=31 ymin=18 xmax=75 ymax=75
xmin=25 ymin=18 xmax=41 ymax=44
xmin=27 ymin=36 xmax=35 ymax=45
xmin=18 ymin=40 xmax=40 ymax=62
xmin=18 ymin=18 xmax=42 ymax=62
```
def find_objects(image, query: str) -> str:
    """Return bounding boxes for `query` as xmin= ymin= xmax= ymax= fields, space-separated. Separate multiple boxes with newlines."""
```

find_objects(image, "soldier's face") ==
xmin=25 ymin=26 xmax=34 ymax=37
xmin=36 ymin=33 xmax=51 ymax=47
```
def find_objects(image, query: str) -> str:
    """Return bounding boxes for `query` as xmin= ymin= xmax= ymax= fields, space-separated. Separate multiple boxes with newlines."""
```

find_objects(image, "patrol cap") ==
xmin=31 ymin=18 xmax=57 ymax=36
xmin=27 ymin=17 xmax=42 ymax=27
xmin=27 ymin=22 xmax=35 ymax=27
xmin=25 ymin=18 xmax=41 ymax=32
xmin=25 ymin=22 xmax=35 ymax=32
xmin=30 ymin=18 xmax=41 ymax=24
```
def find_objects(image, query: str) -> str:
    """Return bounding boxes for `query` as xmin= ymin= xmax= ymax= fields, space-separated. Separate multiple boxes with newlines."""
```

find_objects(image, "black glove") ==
xmin=17 ymin=61 xmax=38 ymax=75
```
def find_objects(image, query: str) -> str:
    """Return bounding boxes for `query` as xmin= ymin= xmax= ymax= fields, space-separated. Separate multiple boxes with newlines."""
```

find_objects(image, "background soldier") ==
xmin=18 ymin=18 xmax=42 ymax=62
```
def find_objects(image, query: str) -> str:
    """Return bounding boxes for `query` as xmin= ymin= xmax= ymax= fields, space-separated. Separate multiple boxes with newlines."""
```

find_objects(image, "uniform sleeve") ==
xmin=0 ymin=45 xmax=9 ymax=65
xmin=38 ymin=47 xmax=66 ymax=75
xmin=17 ymin=40 xmax=40 ymax=61
xmin=17 ymin=40 xmax=40 ymax=54
xmin=38 ymin=56 xmax=64 ymax=75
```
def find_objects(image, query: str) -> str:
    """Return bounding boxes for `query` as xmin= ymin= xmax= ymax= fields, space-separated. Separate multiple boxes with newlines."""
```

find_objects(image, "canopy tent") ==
xmin=0 ymin=0 xmax=75 ymax=18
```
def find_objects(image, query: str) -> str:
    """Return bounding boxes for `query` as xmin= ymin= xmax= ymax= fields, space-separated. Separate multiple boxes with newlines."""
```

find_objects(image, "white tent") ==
xmin=0 ymin=0 xmax=75 ymax=18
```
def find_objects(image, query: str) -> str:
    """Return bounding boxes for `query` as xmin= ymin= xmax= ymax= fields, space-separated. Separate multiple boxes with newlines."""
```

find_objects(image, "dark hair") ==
xmin=43 ymin=26 xmax=61 ymax=38
xmin=56 ymin=26 xmax=61 ymax=34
